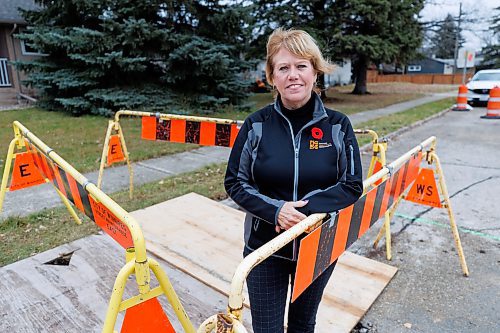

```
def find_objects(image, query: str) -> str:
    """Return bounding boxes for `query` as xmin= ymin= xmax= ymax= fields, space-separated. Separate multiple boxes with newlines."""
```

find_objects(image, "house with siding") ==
xmin=406 ymin=56 xmax=476 ymax=75
xmin=0 ymin=0 xmax=40 ymax=105
xmin=405 ymin=57 xmax=453 ymax=74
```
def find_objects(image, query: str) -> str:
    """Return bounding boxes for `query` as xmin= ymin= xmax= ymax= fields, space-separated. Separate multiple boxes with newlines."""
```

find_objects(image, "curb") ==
xmin=358 ymin=107 xmax=450 ymax=153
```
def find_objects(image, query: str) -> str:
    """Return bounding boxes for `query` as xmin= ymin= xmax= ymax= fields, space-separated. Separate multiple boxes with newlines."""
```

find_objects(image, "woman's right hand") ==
xmin=275 ymin=200 xmax=308 ymax=232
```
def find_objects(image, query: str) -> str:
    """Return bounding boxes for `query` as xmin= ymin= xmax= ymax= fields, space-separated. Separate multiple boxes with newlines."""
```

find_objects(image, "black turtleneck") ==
xmin=279 ymin=94 xmax=315 ymax=137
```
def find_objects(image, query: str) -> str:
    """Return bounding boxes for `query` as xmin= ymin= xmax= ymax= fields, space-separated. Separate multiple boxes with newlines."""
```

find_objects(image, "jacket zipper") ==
xmin=283 ymin=118 xmax=300 ymax=260
xmin=276 ymin=104 xmax=327 ymax=260
xmin=349 ymin=144 xmax=355 ymax=175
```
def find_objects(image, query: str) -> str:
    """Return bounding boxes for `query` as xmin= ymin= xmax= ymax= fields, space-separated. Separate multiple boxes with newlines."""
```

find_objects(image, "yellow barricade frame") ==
xmin=0 ymin=133 xmax=83 ymax=225
xmin=0 ymin=121 xmax=196 ymax=333
xmin=97 ymin=110 xmax=243 ymax=198
xmin=198 ymin=135 xmax=469 ymax=332
xmin=1 ymin=121 xmax=468 ymax=333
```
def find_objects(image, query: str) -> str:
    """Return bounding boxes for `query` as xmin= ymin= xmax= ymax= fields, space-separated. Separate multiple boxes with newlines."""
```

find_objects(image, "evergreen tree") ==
xmin=160 ymin=1 xmax=254 ymax=108
xmin=330 ymin=0 xmax=424 ymax=94
xmin=481 ymin=7 xmax=500 ymax=68
xmin=250 ymin=0 xmax=424 ymax=95
xmin=431 ymin=14 xmax=462 ymax=59
xmin=248 ymin=0 xmax=338 ymax=97
xmin=15 ymin=0 xmax=252 ymax=115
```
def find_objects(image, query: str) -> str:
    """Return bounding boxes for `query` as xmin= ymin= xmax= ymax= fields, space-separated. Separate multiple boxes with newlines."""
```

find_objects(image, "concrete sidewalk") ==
xmin=0 ymin=93 xmax=453 ymax=220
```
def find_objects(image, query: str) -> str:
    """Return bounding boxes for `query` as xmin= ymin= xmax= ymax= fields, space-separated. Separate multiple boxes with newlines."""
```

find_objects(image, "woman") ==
xmin=224 ymin=28 xmax=363 ymax=333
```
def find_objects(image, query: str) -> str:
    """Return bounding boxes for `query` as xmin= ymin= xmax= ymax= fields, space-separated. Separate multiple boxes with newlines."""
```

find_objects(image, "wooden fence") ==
xmin=367 ymin=70 xmax=473 ymax=85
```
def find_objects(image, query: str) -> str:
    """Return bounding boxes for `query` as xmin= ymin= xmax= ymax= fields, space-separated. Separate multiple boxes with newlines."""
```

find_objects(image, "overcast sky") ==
xmin=421 ymin=0 xmax=498 ymax=52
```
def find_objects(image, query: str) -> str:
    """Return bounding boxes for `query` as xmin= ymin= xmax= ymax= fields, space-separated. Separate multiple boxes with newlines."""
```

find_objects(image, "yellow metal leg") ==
xmin=102 ymin=257 xmax=196 ymax=333
xmin=102 ymin=261 xmax=135 ymax=333
xmin=367 ymin=154 xmax=377 ymax=180
xmin=53 ymin=185 xmax=82 ymax=225
xmin=384 ymin=212 xmax=392 ymax=260
xmin=0 ymin=139 xmax=17 ymax=214
xmin=431 ymin=152 xmax=469 ymax=276
xmin=373 ymin=195 xmax=403 ymax=260
xmin=149 ymin=258 xmax=196 ymax=333
xmin=97 ymin=121 xmax=114 ymax=190
xmin=372 ymin=214 xmax=392 ymax=260
xmin=116 ymin=123 xmax=133 ymax=199
xmin=373 ymin=222 xmax=385 ymax=249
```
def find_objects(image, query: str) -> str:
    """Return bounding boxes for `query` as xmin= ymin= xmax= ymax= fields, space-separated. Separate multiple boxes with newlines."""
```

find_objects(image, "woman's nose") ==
xmin=288 ymin=67 xmax=299 ymax=79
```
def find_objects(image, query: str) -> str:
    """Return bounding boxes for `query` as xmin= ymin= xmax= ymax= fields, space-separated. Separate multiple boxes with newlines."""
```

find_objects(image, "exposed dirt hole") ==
xmin=44 ymin=250 xmax=76 ymax=266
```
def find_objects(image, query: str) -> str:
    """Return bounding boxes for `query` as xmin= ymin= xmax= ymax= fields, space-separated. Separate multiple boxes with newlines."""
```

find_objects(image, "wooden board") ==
xmin=0 ymin=234 xmax=248 ymax=332
xmin=0 ymin=193 xmax=396 ymax=332
xmin=132 ymin=192 xmax=398 ymax=332
xmin=132 ymin=192 xmax=245 ymax=298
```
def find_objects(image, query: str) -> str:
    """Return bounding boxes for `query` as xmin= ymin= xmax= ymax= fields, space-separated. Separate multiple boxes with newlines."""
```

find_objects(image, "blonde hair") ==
xmin=265 ymin=27 xmax=335 ymax=86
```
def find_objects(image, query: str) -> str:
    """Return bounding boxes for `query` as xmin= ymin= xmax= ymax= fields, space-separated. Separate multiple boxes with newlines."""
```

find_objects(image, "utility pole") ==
xmin=453 ymin=2 xmax=462 ymax=75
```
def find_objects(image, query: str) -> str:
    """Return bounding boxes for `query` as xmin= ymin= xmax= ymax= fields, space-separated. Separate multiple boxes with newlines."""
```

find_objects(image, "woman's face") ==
xmin=272 ymin=47 xmax=317 ymax=110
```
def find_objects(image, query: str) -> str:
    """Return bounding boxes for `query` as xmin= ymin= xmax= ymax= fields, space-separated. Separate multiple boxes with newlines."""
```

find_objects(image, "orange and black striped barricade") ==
xmin=0 ymin=127 xmax=83 ymax=224
xmin=0 ymin=121 xmax=198 ymax=333
xmin=451 ymin=84 xmax=473 ymax=111
xmin=198 ymin=136 xmax=469 ymax=332
xmin=97 ymin=110 xmax=243 ymax=198
xmin=480 ymin=86 xmax=500 ymax=119
xmin=98 ymin=111 xmax=387 ymax=200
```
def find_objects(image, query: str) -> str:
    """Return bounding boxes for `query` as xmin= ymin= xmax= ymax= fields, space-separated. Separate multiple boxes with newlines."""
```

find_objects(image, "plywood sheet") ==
xmin=0 ymin=234 xmax=240 ymax=332
xmin=132 ymin=192 xmax=245 ymax=298
xmin=132 ymin=192 xmax=398 ymax=332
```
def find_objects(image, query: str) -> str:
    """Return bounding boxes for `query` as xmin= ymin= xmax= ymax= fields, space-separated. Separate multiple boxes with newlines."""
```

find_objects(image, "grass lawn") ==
xmin=0 ymin=96 xmax=454 ymax=266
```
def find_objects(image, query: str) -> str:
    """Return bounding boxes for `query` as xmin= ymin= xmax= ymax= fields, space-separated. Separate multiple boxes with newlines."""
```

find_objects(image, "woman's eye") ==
xmin=279 ymin=66 xmax=288 ymax=71
xmin=298 ymin=64 xmax=307 ymax=69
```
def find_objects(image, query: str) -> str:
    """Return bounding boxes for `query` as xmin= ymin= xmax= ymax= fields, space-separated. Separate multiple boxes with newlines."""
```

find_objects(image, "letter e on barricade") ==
xmin=107 ymin=135 xmax=126 ymax=166
xmin=9 ymin=152 xmax=46 ymax=191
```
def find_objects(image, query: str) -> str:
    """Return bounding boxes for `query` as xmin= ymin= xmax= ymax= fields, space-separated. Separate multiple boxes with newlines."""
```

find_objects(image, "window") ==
xmin=408 ymin=65 xmax=422 ymax=72
xmin=20 ymin=40 xmax=45 ymax=56
xmin=472 ymin=72 xmax=500 ymax=81
xmin=18 ymin=28 xmax=46 ymax=56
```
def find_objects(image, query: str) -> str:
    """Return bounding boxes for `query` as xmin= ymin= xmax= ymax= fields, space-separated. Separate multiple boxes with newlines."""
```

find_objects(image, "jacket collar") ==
xmin=273 ymin=92 xmax=327 ymax=122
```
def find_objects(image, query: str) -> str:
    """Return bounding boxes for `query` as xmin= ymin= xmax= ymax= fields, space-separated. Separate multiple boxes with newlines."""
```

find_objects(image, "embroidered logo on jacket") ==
xmin=309 ymin=140 xmax=332 ymax=149
xmin=310 ymin=127 xmax=331 ymax=149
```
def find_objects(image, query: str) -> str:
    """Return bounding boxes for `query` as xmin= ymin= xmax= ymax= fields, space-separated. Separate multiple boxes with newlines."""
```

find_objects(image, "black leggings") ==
xmin=244 ymin=248 xmax=335 ymax=333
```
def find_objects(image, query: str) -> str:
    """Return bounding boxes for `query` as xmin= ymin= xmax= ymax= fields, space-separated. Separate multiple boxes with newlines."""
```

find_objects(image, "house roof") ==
xmin=410 ymin=56 xmax=478 ymax=68
xmin=0 ymin=0 xmax=40 ymax=24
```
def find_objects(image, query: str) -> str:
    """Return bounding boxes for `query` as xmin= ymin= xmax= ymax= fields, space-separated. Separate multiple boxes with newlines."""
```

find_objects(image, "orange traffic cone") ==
xmin=451 ymin=85 xmax=473 ymax=111
xmin=480 ymin=86 xmax=500 ymax=119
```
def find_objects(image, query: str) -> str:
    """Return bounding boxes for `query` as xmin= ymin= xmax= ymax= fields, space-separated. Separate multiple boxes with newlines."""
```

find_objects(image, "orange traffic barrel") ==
xmin=481 ymin=86 xmax=500 ymax=119
xmin=452 ymin=85 xmax=473 ymax=111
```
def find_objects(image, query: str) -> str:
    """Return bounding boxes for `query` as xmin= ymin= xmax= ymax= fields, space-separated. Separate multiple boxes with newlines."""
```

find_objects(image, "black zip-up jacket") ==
xmin=224 ymin=94 xmax=363 ymax=260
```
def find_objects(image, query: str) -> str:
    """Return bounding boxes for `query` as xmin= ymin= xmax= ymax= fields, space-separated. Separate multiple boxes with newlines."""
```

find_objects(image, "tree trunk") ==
xmin=318 ymin=73 xmax=327 ymax=99
xmin=352 ymin=56 xmax=369 ymax=95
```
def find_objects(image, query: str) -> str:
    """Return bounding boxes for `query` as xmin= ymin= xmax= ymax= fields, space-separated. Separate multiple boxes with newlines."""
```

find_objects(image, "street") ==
xmin=351 ymin=106 xmax=500 ymax=332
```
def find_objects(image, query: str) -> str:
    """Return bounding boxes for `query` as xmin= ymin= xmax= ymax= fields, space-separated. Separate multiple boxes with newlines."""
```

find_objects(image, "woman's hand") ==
xmin=275 ymin=200 xmax=308 ymax=233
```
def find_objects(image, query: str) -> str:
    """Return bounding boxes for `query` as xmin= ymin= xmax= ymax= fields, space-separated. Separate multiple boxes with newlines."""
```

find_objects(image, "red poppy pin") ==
xmin=311 ymin=127 xmax=323 ymax=140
